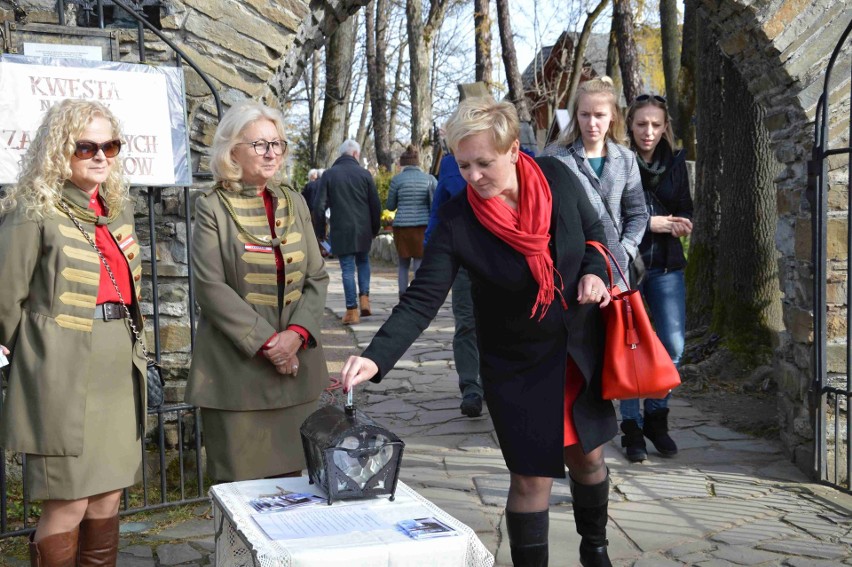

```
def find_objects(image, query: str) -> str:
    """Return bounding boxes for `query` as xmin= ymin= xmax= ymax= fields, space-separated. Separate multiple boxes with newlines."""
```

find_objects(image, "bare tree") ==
xmin=301 ymin=50 xmax=323 ymax=166
xmin=677 ymin=0 xmax=697 ymax=157
xmin=315 ymin=15 xmax=357 ymax=167
xmin=606 ymin=15 xmax=622 ymax=93
xmin=659 ymin=0 xmax=681 ymax=133
xmin=366 ymin=0 xmax=393 ymax=169
xmin=495 ymin=0 xmax=531 ymax=122
xmin=564 ymin=0 xmax=609 ymax=107
xmin=406 ymin=0 xmax=451 ymax=157
xmin=474 ymin=0 xmax=492 ymax=84
xmin=612 ymin=0 xmax=643 ymax=102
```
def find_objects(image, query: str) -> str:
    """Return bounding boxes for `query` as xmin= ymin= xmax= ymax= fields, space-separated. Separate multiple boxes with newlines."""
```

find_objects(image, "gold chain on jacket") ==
xmin=215 ymin=186 xmax=294 ymax=246
xmin=56 ymin=194 xmax=121 ymax=224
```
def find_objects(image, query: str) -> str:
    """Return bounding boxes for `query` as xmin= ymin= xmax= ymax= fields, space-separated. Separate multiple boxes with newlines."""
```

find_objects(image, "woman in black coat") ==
xmin=342 ymin=98 xmax=617 ymax=567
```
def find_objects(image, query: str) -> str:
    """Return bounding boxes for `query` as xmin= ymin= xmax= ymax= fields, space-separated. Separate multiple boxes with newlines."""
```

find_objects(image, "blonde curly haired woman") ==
xmin=0 ymin=99 xmax=147 ymax=566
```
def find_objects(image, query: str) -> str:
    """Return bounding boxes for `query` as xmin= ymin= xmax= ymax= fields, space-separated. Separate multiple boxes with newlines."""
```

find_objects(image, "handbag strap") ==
xmin=56 ymin=200 xmax=157 ymax=366
xmin=586 ymin=240 xmax=631 ymax=291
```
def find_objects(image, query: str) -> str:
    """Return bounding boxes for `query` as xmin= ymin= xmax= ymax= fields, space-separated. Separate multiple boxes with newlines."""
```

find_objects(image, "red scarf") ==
xmin=467 ymin=152 xmax=563 ymax=320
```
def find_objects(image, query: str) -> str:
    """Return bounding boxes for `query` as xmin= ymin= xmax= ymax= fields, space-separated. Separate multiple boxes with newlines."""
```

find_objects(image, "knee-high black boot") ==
xmin=570 ymin=474 xmax=613 ymax=567
xmin=505 ymin=509 xmax=549 ymax=567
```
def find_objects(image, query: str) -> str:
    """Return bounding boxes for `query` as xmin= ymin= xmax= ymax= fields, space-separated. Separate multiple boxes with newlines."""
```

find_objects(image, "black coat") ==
xmin=312 ymin=155 xmax=381 ymax=256
xmin=363 ymin=157 xmax=617 ymax=478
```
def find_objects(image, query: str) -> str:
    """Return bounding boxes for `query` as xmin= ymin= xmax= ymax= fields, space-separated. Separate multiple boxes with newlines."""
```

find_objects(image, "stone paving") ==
xmin=4 ymin=263 xmax=852 ymax=567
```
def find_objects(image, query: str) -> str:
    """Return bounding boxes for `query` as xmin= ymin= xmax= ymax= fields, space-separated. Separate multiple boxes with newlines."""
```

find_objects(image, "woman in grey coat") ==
xmin=542 ymin=76 xmax=647 ymax=291
xmin=386 ymin=145 xmax=436 ymax=295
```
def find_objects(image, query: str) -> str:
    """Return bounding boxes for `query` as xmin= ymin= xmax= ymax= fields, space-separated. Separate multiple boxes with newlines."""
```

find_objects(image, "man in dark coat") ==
xmin=313 ymin=140 xmax=381 ymax=324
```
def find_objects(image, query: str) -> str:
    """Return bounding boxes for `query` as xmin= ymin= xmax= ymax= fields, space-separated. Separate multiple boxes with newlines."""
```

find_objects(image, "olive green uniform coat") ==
xmin=186 ymin=184 xmax=329 ymax=411
xmin=0 ymin=183 xmax=147 ymax=456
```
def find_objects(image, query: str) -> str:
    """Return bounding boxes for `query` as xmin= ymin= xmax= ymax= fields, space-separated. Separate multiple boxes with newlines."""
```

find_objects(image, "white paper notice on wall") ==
xmin=0 ymin=55 xmax=192 ymax=187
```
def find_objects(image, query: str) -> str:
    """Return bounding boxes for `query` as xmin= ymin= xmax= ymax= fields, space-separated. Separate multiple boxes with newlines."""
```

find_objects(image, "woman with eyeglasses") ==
xmin=0 ymin=99 xmax=146 ymax=565
xmin=186 ymin=101 xmax=329 ymax=483
xmin=620 ymin=94 xmax=693 ymax=462
xmin=542 ymin=77 xmax=648 ymax=292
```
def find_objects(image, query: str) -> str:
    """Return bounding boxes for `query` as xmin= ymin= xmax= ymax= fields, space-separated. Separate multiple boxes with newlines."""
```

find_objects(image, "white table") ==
xmin=211 ymin=477 xmax=495 ymax=567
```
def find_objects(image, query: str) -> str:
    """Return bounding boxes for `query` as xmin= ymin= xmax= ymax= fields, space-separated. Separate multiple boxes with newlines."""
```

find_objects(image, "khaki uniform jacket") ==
xmin=186 ymin=184 xmax=329 ymax=410
xmin=0 ymin=183 xmax=146 ymax=456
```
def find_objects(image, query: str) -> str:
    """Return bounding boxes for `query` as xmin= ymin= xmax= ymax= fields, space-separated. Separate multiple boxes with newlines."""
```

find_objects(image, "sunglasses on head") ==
xmin=635 ymin=94 xmax=667 ymax=104
xmin=74 ymin=139 xmax=122 ymax=160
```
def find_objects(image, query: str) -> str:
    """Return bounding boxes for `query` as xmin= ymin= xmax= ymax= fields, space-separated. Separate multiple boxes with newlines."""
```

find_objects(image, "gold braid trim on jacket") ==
xmin=215 ymin=187 xmax=294 ymax=246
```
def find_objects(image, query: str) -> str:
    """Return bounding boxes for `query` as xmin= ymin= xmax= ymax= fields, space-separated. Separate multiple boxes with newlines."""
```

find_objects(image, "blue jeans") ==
xmin=339 ymin=252 xmax=371 ymax=309
xmin=619 ymin=268 xmax=685 ymax=424
xmin=452 ymin=268 xmax=483 ymax=398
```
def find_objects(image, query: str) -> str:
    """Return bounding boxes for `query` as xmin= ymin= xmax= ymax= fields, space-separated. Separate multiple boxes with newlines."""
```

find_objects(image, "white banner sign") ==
xmin=0 ymin=56 xmax=192 ymax=186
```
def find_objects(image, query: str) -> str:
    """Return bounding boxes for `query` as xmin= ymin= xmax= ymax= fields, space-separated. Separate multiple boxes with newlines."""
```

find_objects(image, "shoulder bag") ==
xmin=58 ymin=201 xmax=165 ymax=410
xmin=586 ymin=240 xmax=680 ymax=400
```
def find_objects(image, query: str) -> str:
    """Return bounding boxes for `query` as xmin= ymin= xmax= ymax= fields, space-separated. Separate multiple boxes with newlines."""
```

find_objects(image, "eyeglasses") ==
xmin=634 ymin=94 xmax=667 ymax=104
xmin=237 ymin=139 xmax=287 ymax=156
xmin=74 ymin=139 xmax=122 ymax=160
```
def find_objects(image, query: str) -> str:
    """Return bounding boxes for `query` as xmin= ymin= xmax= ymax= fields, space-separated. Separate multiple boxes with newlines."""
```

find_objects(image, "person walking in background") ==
xmin=386 ymin=144 xmax=436 ymax=296
xmin=302 ymin=168 xmax=319 ymax=214
xmin=542 ymin=76 xmax=647 ymax=292
xmin=187 ymin=101 xmax=330 ymax=482
xmin=426 ymin=151 xmax=484 ymax=418
xmin=342 ymin=98 xmax=618 ymax=567
xmin=0 ymin=100 xmax=147 ymax=565
xmin=621 ymin=94 xmax=693 ymax=461
xmin=313 ymin=140 xmax=381 ymax=325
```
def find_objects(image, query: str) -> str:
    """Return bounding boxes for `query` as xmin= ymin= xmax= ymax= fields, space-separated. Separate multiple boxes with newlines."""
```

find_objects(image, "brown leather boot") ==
xmin=359 ymin=295 xmax=371 ymax=316
xmin=78 ymin=515 xmax=119 ymax=566
xmin=342 ymin=308 xmax=360 ymax=325
xmin=29 ymin=528 xmax=79 ymax=567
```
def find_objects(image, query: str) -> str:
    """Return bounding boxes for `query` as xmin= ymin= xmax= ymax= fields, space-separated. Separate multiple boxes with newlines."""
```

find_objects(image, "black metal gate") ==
xmin=0 ymin=0 xmax=222 ymax=536
xmin=810 ymin=18 xmax=852 ymax=493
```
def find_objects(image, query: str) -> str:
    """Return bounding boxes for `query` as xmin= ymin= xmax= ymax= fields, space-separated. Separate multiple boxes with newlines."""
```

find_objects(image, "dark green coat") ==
xmin=186 ymin=184 xmax=329 ymax=410
xmin=0 ymin=183 xmax=146 ymax=456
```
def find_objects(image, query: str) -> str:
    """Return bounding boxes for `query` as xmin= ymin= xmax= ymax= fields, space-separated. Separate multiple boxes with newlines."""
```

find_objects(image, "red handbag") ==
xmin=586 ymin=241 xmax=681 ymax=400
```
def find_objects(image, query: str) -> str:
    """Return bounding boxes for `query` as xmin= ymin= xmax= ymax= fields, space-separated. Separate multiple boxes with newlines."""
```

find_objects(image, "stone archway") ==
xmin=697 ymin=0 xmax=851 ymax=473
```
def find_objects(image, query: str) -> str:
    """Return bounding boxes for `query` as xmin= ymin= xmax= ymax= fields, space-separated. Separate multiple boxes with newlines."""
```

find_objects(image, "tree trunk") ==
xmin=495 ymin=0 xmax=531 ymax=123
xmin=474 ymin=0 xmax=492 ymax=85
xmin=366 ymin=0 xmax=393 ymax=170
xmin=565 ymin=0 xmax=610 ymax=109
xmin=685 ymin=17 xmax=723 ymax=330
xmin=315 ymin=15 xmax=356 ymax=167
xmin=389 ymin=39 xmax=406 ymax=144
xmin=677 ymin=0 xmax=698 ymax=158
xmin=659 ymin=0 xmax=681 ymax=133
xmin=612 ymin=0 xmax=643 ymax=103
xmin=304 ymin=50 xmax=321 ymax=166
xmin=712 ymin=53 xmax=781 ymax=357
xmin=606 ymin=15 xmax=621 ymax=95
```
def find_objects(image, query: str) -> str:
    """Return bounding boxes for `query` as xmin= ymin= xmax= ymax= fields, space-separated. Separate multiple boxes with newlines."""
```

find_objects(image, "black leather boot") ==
xmin=620 ymin=419 xmax=647 ymax=462
xmin=643 ymin=408 xmax=678 ymax=456
xmin=571 ymin=475 xmax=613 ymax=567
xmin=505 ymin=509 xmax=549 ymax=566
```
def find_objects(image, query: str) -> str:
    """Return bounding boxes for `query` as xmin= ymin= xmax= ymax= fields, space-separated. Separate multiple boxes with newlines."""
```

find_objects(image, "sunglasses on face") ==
xmin=74 ymin=139 xmax=122 ymax=160
xmin=634 ymin=94 xmax=667 ymax=104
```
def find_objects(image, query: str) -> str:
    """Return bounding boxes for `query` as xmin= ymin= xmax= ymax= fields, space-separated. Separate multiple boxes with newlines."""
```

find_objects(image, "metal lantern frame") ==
xmin=300 ymin=405 xmax=405 ymax=505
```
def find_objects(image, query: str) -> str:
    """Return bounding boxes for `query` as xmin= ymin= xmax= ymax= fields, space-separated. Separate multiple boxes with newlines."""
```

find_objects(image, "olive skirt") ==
xmin=201 ymin=398 xmax=319 ymax=482
xmin=26 ymin=318 xmax=142 ymax=500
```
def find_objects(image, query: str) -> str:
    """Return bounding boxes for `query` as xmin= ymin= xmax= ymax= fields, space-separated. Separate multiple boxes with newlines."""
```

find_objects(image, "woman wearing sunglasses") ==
xmin=620 ymin=94 xmax=693 ymax=462
xmin=186 ymin=101 xmax=329 ymax=483
xmin=0 ymin=99 xmax=146 ymax=565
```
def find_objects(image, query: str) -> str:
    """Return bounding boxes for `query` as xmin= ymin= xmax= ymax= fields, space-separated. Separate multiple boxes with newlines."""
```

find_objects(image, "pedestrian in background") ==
xmin=313 ymin=140 xmax=381 ymax=325
xmin=342 ymin=98 xmax=618 ymax=567
xmin=542 ymin=76 xmax=647 ymax=292
xmin=187 ymin=101 xmax=330 ymax=482
xmin=426 ymin=150 xmax=483 ymax=417
xmin=386 ymin=144 xmax=436 ymax=296
xmin=0 ymin=100 xmax=146 ymax=565
xmin=621 ymin=93 xmax=693 ymax=461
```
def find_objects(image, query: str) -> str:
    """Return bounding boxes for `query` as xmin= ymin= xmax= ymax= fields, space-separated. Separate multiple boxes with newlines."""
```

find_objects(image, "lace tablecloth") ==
xmin=211 ymin=478 xmax=495 ymax=567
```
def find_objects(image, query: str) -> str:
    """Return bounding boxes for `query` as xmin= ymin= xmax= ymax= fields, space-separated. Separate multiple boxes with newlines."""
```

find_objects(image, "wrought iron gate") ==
xmin=810 ymin=18 xmax=852 ymax=493
xmin=0 ymin=0 xmax=222 ymax=536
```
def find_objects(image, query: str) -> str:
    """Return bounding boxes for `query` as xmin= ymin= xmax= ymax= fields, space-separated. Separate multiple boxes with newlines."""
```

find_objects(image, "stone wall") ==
xmin=699 ymin=0 xmax=851 ymax=478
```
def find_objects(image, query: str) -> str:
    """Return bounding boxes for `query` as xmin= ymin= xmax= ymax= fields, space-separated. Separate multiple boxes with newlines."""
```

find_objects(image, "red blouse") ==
xmin=89 ymin=188 xmax=133 ymax=304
